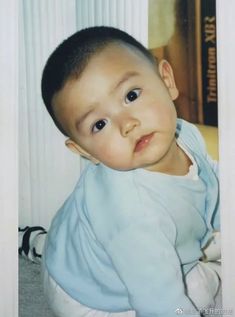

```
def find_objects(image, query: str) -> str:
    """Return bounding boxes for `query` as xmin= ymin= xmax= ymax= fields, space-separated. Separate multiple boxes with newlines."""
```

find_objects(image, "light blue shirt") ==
xmin=44 ymin=119 xmax=219 ymax=317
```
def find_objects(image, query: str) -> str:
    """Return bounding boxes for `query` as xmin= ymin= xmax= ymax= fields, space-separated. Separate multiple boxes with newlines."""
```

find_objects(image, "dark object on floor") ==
xmin=19 ymin=226 xmax=47 ymax=263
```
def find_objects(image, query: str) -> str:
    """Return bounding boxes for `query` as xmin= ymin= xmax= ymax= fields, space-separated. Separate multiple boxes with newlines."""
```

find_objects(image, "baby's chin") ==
xmin=99 ymin=161 xmax=135 ymax=172
xmin=102 ymin=161 xmax=149 ymax=172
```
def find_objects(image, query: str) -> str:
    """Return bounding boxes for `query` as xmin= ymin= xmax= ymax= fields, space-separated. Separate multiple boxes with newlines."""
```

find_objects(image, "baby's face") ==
xmin=52 ymin=43 xmax=179 ymax=171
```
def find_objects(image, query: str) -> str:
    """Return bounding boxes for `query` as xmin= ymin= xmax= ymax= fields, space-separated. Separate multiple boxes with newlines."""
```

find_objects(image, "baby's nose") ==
xmin=120 ymin=117 xmax=140 ymax=137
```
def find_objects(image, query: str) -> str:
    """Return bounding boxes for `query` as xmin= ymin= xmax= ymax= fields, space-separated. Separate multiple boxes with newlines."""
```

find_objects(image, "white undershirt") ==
xmin=177 ymin=140 xmax=199 ymax=181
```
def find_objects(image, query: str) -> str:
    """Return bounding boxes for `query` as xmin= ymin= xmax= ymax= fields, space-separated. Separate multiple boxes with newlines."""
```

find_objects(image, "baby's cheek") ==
xmin=99 ymin=141 xmax=129 ymax=167
xmin=101 ymin=143 xmax=122 ymax=161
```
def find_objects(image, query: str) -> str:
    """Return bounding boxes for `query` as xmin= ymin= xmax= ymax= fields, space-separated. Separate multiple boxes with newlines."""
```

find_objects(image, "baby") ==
xmin=41 ymin=26 xmax=221 ymax=317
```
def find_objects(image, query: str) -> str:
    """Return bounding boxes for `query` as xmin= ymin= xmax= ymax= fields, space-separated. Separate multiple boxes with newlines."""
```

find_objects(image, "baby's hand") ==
xmin=201 ymin=231 xmax=221 ymax=262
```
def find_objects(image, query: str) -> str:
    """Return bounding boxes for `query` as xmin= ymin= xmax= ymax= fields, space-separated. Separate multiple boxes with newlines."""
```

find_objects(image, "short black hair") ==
xmin=41 ymin=26 xmax=155 ymax=136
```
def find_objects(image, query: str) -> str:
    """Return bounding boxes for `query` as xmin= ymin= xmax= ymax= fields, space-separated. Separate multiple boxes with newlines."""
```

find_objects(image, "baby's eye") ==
xmin=92 ymin=119 xmax=108 ymax=133
xmin=125 ymin=88 xmax=141 ymax=104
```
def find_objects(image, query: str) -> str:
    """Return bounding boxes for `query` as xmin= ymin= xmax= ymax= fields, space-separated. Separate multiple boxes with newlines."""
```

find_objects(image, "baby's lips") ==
xmin=134 ymin=132 xmax=154 ymax=152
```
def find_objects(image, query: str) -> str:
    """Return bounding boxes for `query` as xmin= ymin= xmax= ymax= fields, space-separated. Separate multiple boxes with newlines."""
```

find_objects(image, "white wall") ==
xmin=0 ymin=0 xmax=18 ymax=316
xmin=217 ymin=0 xmax=235 ymax=310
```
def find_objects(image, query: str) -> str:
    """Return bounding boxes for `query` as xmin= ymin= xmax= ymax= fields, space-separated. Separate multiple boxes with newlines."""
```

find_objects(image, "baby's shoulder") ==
xmin=177 ymin=119 xmax=207 ymax=155
xmin=82 ymin=163 xmax=137 ymax=198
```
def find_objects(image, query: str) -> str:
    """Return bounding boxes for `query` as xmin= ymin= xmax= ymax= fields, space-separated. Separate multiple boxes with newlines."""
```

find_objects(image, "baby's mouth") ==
xmin=134 ymin=132 xmax=154 ymax=152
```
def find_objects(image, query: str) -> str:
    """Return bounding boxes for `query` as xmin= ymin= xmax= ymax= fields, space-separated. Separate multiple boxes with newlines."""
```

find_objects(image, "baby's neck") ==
xmin=145 ymin=140 xmax=192 ymax=176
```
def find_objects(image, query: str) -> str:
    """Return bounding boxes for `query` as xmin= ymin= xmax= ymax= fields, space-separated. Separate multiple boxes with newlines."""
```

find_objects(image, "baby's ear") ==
xmin=158 ymin=59 xmax=179 ymax=101
xmin=65 ymin=139 xmax=100 ymax=164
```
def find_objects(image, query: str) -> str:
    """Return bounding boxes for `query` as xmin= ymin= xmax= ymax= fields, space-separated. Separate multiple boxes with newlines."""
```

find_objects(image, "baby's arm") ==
xmin=206 ymin=153 xmax=219 ymax=177
xmin=105 ymin=218 xmax=200 ymax=317
xmin=189 ymin=123 xmax=220 ymax=230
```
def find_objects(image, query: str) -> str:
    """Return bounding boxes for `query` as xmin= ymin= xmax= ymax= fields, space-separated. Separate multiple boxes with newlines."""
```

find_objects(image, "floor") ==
xmin=19 ymin=256 xmax=54 ymax=317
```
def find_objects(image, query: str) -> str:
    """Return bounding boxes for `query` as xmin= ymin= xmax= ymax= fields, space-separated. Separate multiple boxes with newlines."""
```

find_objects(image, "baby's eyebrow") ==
xmin=112 ymin=71 xmax=139 ymax=92
xmin=75 ymin=106 xmax=95 ymax=130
